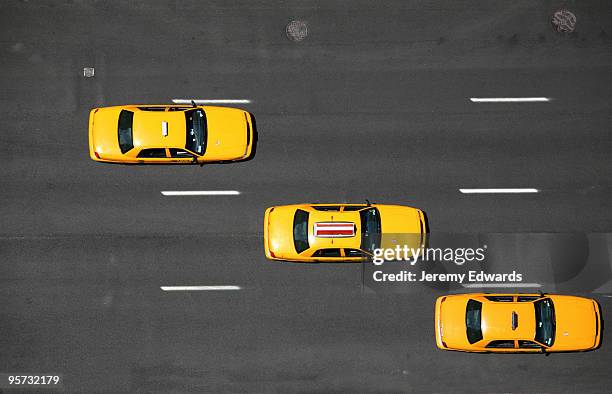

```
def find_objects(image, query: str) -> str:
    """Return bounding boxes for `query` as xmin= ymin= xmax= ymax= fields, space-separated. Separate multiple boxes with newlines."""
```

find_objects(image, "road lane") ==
xmin=2 ymin=268 xmax=611 ymax=392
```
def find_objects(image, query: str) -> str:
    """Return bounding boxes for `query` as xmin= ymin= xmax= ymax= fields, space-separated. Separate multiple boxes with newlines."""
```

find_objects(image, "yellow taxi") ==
xmin=88 ymin=104 xmax=254 ymax=164
xmin=263 ymin=203 xmax=428 ymax=262
xmin=435 ymin=293 xmax=603 ymax=353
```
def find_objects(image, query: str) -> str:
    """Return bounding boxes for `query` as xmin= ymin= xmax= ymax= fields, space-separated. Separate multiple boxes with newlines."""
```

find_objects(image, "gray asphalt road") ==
xmin=1 ymin=0 xmax=612 ymax=392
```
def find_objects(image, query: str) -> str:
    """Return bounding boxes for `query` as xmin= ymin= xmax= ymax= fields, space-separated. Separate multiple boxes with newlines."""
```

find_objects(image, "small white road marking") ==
xmin=462 ymin=283 xmax=542 ymax=288
xmin=459 ymin=188 xmax=539 ymax=194
xmin=172 ymin=99 xmax=251 ymax=104
xmin=161 ymin=286 xmax=242 ymax=291
xmin=470 ymin=97 xmax=550 ymax=103
xmin=161 ymin=190 xmax=241 ymax=196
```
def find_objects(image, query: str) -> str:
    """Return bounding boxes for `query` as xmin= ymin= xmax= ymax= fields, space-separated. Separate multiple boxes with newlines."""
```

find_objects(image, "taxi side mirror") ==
xmin=191 ymin=156 xmax=204 ymax=167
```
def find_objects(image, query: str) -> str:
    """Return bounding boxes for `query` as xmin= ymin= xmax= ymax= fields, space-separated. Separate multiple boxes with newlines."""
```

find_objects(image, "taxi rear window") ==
xmin=118 ymin=110 xmax=134 ymax=153
xmin=293 ymin=209 xmax=310 ymax=254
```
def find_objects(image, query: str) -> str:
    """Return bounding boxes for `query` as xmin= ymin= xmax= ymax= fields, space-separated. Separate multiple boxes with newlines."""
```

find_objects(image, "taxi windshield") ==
xmin=466 ymin=299 xmax=483 ymax=344
xmin=534 ymin=298 xmax=555 ymax=346
xmin=118 ymin=110 xmax=134 ymax=153
xmin=185 ymin=109 xmax=207 ymax=156
xmin=360 ymin=207 xmax=381 ymax=253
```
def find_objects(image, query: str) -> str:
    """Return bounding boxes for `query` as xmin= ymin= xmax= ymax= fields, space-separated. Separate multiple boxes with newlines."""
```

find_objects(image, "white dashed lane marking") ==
xmin=470 ymin=97 xmax=550 ymax=103
xmin=161 ymin=286 xmax=242 ymax=291
xmin=161 ymin=191 xmax=241 ymax=196
xmin=172 ymin=99 xmax=251 ymax=104
xmin=459 ymin=188 xmax=539 ymax=194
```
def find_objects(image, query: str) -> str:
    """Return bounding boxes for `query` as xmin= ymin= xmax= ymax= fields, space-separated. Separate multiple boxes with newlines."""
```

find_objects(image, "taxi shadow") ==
xmin=594 ymin=298 xmax=605 ymax=351
xmin=243 ymin=112 xmax=258 ymax=162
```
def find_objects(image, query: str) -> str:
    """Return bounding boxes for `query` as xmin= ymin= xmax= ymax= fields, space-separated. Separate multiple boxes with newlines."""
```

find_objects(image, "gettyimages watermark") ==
xmin=372 ymin=244 xmax=487 ymax=266
xmin=366 ymin=241 xmax=524 ymax=285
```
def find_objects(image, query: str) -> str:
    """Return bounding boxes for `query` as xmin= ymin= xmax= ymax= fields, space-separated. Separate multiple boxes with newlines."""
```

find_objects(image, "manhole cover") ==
xmin=551 ymin=9 xmax=576 ymax=33
xmin=83 ymin=67 xmax=95 ymax=77
xmin=286 ymin=20 xmax=308 ymax=42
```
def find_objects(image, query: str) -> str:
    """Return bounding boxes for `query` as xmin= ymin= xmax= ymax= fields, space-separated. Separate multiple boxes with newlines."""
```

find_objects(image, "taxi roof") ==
xmin=132 ymin=111 xmax=187 ymax=149
xmin=481 ymin=301 xmax=536 ymax=340
xmin=307 ymin=210 xmax=363 ymax=250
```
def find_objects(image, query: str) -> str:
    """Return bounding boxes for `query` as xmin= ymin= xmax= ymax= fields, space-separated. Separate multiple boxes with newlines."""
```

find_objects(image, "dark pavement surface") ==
xmin=1 ymin=0 xmax=612 ymax=392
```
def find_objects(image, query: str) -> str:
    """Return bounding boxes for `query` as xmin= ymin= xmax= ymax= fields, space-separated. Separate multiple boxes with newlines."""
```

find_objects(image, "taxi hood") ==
xmin=550 ymin=296 xmax=599 ymax=351
xmin=204 ymin=107 xmax=248 ymax=160
xmin=437 ymin=296 xmax=471 ymax=349
xmin=377 ymin=205 xmax=423 ymax=250
xmin=90 ymin=107 xmax=123 ymax=157
xmin=265 ymin=206 xmax=299 ymax=259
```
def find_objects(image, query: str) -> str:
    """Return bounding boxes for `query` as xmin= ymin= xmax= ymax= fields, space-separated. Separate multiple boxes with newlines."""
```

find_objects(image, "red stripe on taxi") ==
xmin=314 ymin=222 xmax=356 ymax=237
